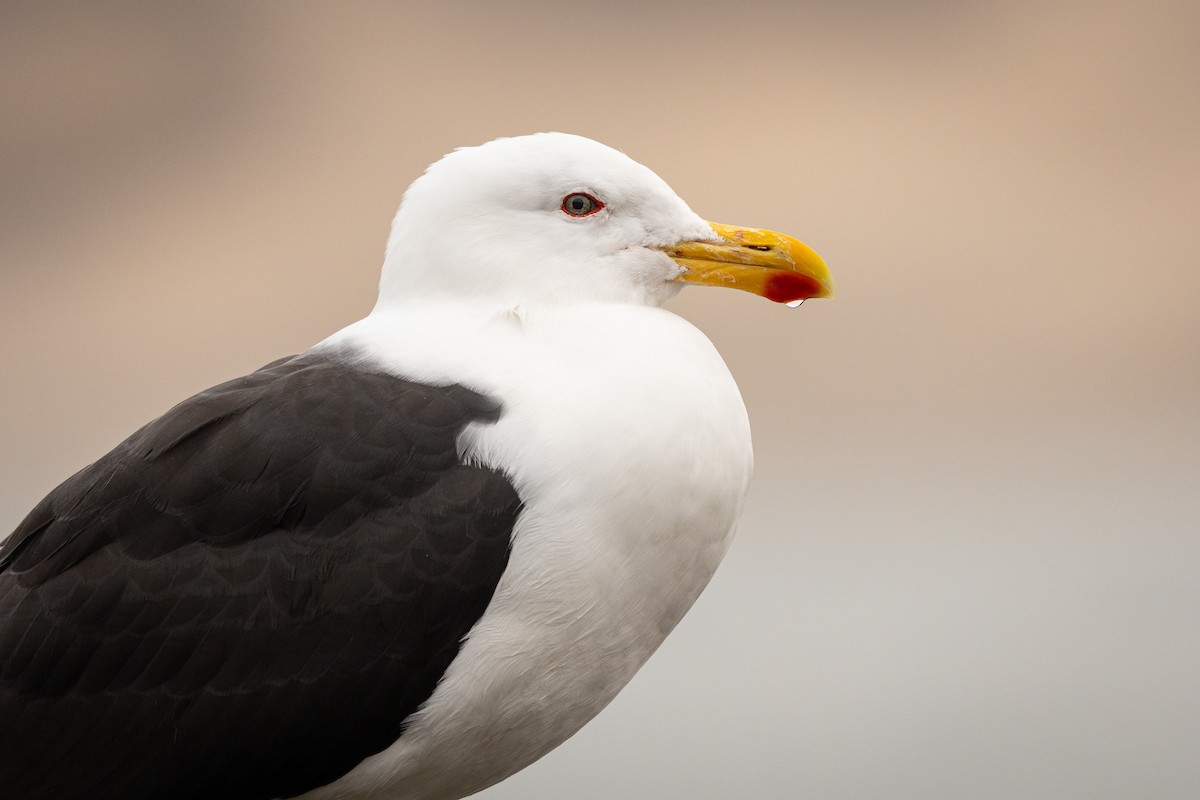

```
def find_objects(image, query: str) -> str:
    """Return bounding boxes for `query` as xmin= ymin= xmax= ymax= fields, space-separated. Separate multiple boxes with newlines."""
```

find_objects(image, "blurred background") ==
xmin=2 ymin=1 xmax=1197 ymax=797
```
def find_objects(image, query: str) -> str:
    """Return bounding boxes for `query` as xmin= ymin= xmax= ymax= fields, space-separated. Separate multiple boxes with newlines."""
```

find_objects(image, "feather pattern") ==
xmin=0 ymin=353 xmax=520 ymax=800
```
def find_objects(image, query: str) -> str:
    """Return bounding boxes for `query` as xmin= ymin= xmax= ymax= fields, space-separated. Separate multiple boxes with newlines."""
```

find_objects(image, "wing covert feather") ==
xmin=0 ymin=354 xmax=521 ymax=800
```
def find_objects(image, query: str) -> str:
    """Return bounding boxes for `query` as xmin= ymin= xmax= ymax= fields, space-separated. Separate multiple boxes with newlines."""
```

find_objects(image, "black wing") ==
xmin=0 ymin=353 xmax=521 ymax=800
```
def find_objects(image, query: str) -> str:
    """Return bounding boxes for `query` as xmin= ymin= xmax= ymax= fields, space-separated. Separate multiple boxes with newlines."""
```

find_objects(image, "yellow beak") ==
xmin=660 ymin=222 xmax=833 ymax=303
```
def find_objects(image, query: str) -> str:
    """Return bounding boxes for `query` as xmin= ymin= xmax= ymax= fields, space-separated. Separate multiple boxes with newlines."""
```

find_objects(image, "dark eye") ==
xmin=561 ymin=192 xmax=604 ymax=217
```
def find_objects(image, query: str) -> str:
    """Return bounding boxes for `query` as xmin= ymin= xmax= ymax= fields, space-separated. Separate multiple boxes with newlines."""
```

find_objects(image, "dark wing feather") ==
xmin=0 ymin=354 xmax=521 ymax=800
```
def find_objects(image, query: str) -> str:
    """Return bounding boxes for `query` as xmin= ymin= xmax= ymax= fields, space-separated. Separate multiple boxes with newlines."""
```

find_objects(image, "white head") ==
xmin=374 ymin=133 xmax=832 ymax=311
xmin=377 ymin=133 xmax=711 ymax=309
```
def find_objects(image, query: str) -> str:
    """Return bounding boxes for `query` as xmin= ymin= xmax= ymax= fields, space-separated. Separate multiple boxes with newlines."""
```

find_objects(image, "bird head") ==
xmin=376 ymin=133 xmax=832 ymax=309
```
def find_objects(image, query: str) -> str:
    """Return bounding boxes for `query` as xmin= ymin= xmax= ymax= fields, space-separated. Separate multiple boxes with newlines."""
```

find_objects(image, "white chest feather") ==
xmin=300 ymin=303 xmax=752 ymax=800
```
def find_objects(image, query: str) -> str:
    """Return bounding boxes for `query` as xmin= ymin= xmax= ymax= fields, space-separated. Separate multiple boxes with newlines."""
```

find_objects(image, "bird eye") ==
xmin=561 ymin=192 xmax=604 ymax=217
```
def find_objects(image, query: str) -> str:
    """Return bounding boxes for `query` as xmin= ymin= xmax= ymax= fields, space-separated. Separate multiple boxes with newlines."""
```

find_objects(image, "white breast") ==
xmin=300 ymin=302 xmax=752 ymax=800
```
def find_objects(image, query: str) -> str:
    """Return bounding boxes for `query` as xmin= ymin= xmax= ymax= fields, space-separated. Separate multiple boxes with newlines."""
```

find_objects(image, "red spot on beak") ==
xmin=764 ymin=272 xmax=824 ymax=304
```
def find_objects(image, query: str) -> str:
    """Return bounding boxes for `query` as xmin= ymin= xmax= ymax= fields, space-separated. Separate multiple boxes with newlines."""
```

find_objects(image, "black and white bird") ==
xmin=0 ymin=133 xmax=832 ymax=800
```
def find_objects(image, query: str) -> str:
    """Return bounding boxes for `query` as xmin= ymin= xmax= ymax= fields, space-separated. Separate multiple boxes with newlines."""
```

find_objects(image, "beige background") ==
xmin=2 ymin=2 xmax=1198 ymax=798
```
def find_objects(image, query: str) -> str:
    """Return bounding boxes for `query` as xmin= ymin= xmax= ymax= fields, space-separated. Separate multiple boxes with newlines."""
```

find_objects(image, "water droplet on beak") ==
xmin=785 ymin=299 xmax=805 ymax=308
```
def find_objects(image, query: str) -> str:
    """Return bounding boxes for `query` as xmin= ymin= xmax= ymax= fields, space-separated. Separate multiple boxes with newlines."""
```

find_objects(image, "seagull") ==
xmin=0 ymin=132 xmax=833 ymax=800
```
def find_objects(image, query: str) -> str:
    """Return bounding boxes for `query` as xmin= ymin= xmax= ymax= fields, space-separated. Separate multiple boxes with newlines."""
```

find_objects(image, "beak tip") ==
xmin=763 ymin=272 xmax=834 ymax=304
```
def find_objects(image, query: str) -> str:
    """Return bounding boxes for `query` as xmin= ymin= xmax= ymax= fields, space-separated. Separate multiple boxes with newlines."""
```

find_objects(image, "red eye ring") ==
xmin=561 ymin=192 xmax=604 ymax=217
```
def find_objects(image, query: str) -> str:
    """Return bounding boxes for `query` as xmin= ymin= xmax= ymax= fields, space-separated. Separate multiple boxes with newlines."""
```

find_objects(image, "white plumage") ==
xmin=305 ymin=135 xmax=754 ymax=798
